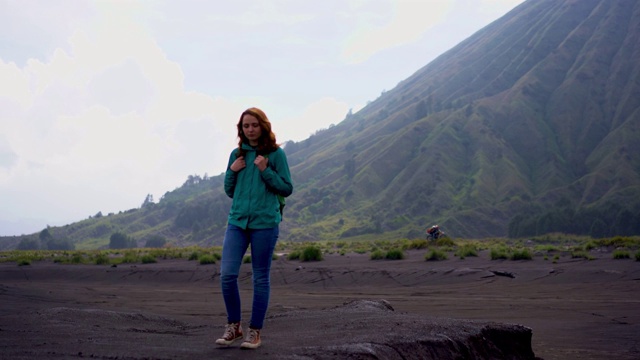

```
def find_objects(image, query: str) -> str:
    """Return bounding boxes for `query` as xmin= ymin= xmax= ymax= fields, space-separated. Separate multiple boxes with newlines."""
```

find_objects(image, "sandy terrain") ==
xmin=1 ymin=249 xmax=639 ymax=359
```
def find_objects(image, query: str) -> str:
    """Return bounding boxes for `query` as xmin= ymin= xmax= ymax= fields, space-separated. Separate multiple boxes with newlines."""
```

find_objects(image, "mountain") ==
xmin=3 ymin=0 xmax=640 ymax=250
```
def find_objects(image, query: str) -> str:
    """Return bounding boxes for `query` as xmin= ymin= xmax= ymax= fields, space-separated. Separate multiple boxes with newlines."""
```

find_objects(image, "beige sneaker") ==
xmin=215 ymin=322 xmax=243 ymax=346
xmin=240 ymin=328 xmax=261 ymax=349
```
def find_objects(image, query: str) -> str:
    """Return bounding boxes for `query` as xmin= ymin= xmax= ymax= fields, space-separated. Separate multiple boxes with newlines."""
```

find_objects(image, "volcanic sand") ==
xmin=1 ymin=249 xmax=639 ymax=359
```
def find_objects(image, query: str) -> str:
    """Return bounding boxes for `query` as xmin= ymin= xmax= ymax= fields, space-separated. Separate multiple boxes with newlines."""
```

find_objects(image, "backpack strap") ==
xmin=264 ymin=154 xmax=286 ymax=217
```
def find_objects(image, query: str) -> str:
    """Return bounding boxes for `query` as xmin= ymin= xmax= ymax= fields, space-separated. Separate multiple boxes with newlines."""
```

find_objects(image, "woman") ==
xmin=215 ymin=107 xmax=293 ymax=349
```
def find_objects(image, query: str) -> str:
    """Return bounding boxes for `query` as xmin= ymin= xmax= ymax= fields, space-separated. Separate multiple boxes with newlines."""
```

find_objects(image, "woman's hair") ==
xmin=236 ymin=107 xmax=279 ymax=157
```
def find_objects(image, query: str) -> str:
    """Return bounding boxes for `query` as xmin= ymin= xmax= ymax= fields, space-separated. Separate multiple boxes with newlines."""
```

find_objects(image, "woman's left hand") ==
xmin=254 ymin=155 xmax=269 ymax=172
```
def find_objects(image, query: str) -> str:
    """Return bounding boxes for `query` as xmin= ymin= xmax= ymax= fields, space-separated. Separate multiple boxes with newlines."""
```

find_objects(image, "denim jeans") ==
xmin=220 ymin=224 xmax=279 ymax=329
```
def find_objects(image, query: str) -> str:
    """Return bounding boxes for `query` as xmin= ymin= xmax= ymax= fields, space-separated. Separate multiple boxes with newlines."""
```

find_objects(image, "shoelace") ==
xmin=246 ymin=329 xmax=258 ymax=342
xmin=224 ymin=324 xmax=238 ymax=339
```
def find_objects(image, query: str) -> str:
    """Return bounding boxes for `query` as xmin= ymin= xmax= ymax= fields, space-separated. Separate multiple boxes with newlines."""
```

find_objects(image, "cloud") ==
xmin=0 ymin=0 xmax=94 ymax=65
xmin=0 ymin=4 xmax=242 ymax=232
xmin=274 ymin=97 xmax=354 ymax=143
xmin=341 ymin=0 xmax=453 ymax=64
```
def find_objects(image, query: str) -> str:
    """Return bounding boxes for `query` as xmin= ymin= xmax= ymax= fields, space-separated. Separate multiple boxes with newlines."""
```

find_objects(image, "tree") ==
xmin=141 ymin=194 xmax=155 ymax=208
xmin=344 ymin=157 xmax=356 ymax=179
xmin=144 ymin=235 xmax=167 ymax=248
xmin=45 ymin=238 xmax=74 ymax=250
xmin=18 ymin=238 xmax=40 ymax=250
xmin=109 ymin=232 xmax=136 ymax=249
xmin=39 ymin=228 xmax=53 ymax=242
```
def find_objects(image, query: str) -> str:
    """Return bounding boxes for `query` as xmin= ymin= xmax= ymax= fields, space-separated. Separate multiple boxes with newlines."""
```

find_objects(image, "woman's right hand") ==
xmin=230 ymin=156 xmax=246 ymax=172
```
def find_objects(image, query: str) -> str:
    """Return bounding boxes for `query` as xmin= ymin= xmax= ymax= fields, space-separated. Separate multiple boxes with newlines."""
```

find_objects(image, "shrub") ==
xmin=490 ymin=247 xmax=509 ymax=260
xmin=385 ymin=248 xmax=405 ymax=260
xmin=370 ymin=250 xmax=385 ymax=260
xmin=287 ymin=250 xmax=301 ymax=260
xmin=17 ymin=259 xmax=31 ymax=266
xmin=243 ymin=255 xmax=252 ymax=263
xmin=455 ymin=245 xmax=478 ymax=259
xmin=70 ymin=253 xmax=85 ymax=264
xmin=571 ymin=251 xmax=594 ymax=260
xmin=510 ymin=248 xmax=532 ymax=260
xmin=141 ymin=254 xmax=157 ymax=264
xmin=188 ymin=251 xmax=200 ymax=261
xmin=121 ymin=251 xmax=139 ymax=264
xmin=300 ymin=246 xmax=323 ymax=261
xmin=636 ymin=251 xmax=640 ymax=261
xmin=434 ymin=237 xmax=456 ymax=247
xmin=407 ymin=239 xmax=428 ymax=250
xmin=94 ymin=254 xmax=110 ymax=265
xmin=604 ymin=236 xmax=636 ymax=248
xmin=613 ymin=250 xmax=630 ymax=259
xmin=535 ymin=244 xmax=559 ymax=252
xmin=425 ymin=249 xmax=447 ymax=261
xmin=199 ymin=254 xmax=216 ymax=265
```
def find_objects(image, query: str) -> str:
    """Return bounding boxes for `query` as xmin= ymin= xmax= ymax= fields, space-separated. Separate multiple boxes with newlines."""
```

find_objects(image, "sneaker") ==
xmin=240 ymin=328 xmax=261 ymax=349
xmin=215 ymin=322 xmax=243 ymax=346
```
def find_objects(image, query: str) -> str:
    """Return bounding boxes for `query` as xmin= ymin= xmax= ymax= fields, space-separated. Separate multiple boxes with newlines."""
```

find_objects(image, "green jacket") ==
xmin=224 ymin=144 xmax=293 ymax=229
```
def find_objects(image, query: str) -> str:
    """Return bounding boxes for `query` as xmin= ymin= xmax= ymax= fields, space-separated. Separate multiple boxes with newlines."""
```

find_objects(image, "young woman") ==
xmin=215 ymin=107 xmax=293 ymax=349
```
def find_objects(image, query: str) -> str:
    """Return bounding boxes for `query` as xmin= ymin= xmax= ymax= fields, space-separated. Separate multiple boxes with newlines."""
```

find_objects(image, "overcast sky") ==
xmin=0 ymin=0 xmax=525 ymax=236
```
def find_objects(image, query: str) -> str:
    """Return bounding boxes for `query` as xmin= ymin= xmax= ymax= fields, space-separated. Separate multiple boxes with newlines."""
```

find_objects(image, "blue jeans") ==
xmin=220 ymin=224 xmax=279 ymax=329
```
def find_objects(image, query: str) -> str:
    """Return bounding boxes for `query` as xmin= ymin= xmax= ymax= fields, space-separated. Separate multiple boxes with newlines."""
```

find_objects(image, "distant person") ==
xmin=215 ymin=107 xmax=293 ymax=350
xmin=427 ymin=224 xmax=441 ymax=240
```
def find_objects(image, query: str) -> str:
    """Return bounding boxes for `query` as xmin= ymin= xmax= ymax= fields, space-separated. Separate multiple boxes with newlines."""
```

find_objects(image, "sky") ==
xmin=0 ymin=0 xmax=525 ymax=236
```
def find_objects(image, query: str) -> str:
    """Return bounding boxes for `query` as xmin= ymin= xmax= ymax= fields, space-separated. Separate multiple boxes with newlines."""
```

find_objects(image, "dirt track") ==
xmin=1 ymin=250 xmax=639 ymax=359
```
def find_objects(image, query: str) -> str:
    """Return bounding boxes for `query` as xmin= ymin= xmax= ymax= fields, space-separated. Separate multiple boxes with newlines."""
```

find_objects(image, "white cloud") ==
xmin=0 ymin=4 xmax=242 ymax=233
xmin=341 ymin=0 xmax=453 ymax=64
xmin=275 ymin=97 xmax=353 ymax=142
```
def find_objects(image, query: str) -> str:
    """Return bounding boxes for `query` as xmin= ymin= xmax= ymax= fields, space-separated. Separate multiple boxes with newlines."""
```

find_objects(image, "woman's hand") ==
xmin=254 ymin=155 xmax=269 ymax=172
xmin=230 ymin=156 xmax=246 ymax=172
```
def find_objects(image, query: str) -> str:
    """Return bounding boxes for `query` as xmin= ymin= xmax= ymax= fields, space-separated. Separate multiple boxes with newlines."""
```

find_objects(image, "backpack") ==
xmin=264 ymin=153 xmax=286 ymax=217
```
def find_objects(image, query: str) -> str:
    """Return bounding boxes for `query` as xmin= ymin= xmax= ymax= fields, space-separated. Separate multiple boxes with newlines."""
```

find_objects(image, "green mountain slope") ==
xmin=3 ymin=0 xmax=639 ymax=250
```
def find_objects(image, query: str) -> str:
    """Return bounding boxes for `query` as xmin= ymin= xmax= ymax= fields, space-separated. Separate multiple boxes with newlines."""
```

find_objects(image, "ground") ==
xmin=1 ymin=249 xmax=639 ymax=359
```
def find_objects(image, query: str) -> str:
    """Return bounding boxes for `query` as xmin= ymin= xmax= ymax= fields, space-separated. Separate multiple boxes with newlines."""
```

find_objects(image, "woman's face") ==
xmin=241 ymin=113 xmax=262 ymax=146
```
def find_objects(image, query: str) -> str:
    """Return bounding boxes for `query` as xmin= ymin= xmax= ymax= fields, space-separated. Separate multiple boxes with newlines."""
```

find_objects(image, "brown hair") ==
xmin=236 ymin=107 xmax=279 ymax=157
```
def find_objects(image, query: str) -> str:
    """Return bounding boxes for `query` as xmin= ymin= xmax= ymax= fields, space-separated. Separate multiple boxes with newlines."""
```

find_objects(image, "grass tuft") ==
xmin=17 ymin=259 xmax=31 ymax=266
xmin=490 ymin=246 xmax=509 ymax=260
xmin=300 ymin=245 xmax=323 ymax=262
xmin=94 ymin=253 xmax=110 ymax=265
xmin=385 ymin=248 xmax=404 ymax=260
xmin=510 ymin=248 xmax=532 ymax=260
xmin=425 ymin=249 xmax=448 ymax=261
xmin=571 ymin=251 xmax=594 ymax=260
xmin=370 ymin=249 xmax=385 ymax=260
xmin=612 ymin=250 xmax=630 ymax=259
xmin=455 ymin=244 xmax=478 ymax=259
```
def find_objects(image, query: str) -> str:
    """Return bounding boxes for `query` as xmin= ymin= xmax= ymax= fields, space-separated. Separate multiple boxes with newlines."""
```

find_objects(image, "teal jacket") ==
xmin=224 ymin=144 xmax=293 ymax=229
